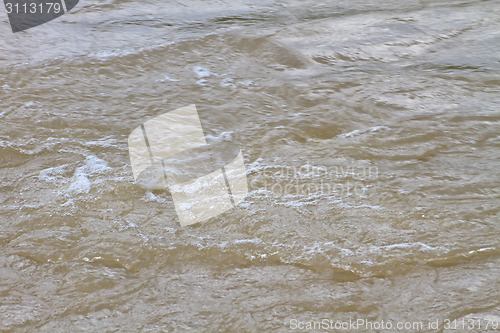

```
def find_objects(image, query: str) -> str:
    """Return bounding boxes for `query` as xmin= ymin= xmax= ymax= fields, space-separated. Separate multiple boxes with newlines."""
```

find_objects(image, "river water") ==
xmin=1 ymin=0 xmax=499 ymax=331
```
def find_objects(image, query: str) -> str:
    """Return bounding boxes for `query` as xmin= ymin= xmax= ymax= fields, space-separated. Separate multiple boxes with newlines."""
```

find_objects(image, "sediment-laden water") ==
xmin=1 ymin=0 xmax=499 ymax=331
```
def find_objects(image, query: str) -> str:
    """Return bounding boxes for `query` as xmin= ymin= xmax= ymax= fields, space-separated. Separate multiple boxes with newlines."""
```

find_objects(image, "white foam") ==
xmin=89 ymin=48 xmax=140 ymax=59
xmin=204 ymin=131 xmax=234 ymax=143
xmin=220 ymin=78 xmax=235 ymax=88
xmin=233 ymin=238 xmax=263 ymax=245
xmin=340 ymin=126 xmax=390 ymax=138
xmin=157 ymin=75 xmax=180 ymax=83
xmin=375 ymin=242 xmax=438 ymax=251
xmin=67 ymin=172 xmax=91 ymax=195
xmin=39 ymin=165 xmax=67 ymax=182
xmin=144 ymin=191 xmax=166 ymax=203
xmin=82 ymin=155 xmax=109 ymax=174
xmin=66 ymin=156 xmax=109 ymax=195
xmin=193 ymin=66 xmax=212 ymax=78
xmin=84 ymin=137 xmax=120 ymax=148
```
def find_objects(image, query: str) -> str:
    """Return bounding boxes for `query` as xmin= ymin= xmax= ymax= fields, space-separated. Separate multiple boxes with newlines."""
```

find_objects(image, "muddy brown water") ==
xmin=0 ymin=0 xmax=499 ymax=331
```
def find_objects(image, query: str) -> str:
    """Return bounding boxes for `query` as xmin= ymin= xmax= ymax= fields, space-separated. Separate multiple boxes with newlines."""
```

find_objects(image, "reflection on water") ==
xmin=0 ymin=0 xmax=499 ymax=331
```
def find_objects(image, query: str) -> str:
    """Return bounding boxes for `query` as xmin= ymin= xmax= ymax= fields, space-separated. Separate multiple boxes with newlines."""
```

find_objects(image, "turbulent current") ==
xmin=0 ymin=0 xmax=499 ymax=331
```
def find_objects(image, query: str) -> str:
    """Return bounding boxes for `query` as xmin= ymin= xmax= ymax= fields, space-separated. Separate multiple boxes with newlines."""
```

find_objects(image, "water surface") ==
xmin=0 ymin=0 xmax=499 ymax=331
